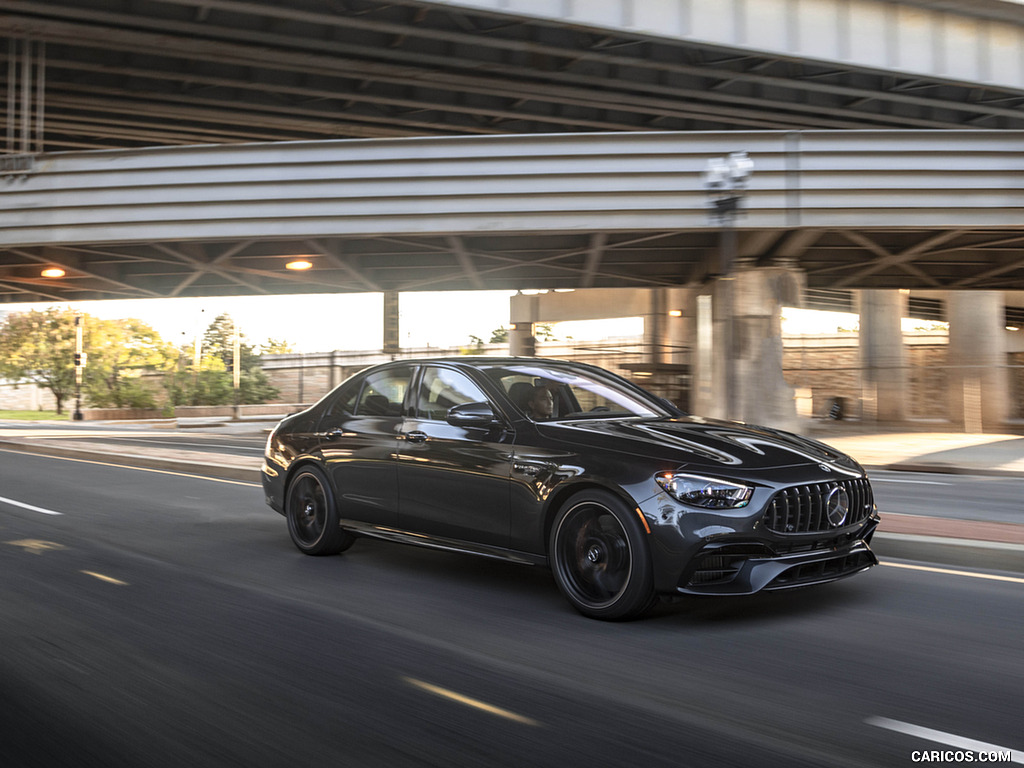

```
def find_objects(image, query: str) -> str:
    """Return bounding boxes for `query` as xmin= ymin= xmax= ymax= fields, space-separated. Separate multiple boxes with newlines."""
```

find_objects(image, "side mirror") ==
xmin=446 ymin=401 xmax=500 ymax=428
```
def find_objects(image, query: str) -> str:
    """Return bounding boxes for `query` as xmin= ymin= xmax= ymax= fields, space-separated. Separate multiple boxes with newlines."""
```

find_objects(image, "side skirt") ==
xmin=341 ymin=520 xmax=548 ymax=567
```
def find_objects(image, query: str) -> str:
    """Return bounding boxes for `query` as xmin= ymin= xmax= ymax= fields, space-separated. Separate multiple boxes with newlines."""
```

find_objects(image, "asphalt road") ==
xmin=870 ymin=469 xmax=1024 ymax=525
xmin=1 ymin=449 xmax=1021 ymax=767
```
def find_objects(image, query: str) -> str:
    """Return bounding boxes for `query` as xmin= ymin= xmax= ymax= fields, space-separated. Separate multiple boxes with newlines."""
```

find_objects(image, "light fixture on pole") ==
xmin=703 ymin=151 xmax=753 ymax=277
xmin=703 ymin=152 xmax=754 ymax=422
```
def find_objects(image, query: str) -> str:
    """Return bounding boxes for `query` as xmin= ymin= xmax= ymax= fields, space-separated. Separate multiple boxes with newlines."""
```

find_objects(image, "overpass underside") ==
xmin=1 ymin=130 xmax=1023 ymax=304
xmin=4 ymin=227 xmax=1024 ymax=304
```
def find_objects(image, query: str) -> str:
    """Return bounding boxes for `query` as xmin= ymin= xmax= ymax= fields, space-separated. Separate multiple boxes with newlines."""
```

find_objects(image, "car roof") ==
xmin=377 ymin=356 xmax=600 ymax=368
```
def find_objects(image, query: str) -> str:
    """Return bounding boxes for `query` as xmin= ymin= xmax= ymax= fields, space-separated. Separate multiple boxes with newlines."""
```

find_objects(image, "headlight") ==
xmin=655 ymin=473 xmax=753 ymax=509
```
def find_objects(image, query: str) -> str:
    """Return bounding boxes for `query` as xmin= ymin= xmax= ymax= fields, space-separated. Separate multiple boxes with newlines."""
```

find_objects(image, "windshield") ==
xmin=483 ymin=363 xmax=669 ymax=421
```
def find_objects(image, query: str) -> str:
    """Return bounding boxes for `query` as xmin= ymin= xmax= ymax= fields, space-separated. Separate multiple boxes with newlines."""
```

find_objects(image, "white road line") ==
xmin=880 ymin=561 xmax=1024 ymax=585
xmin=0 ymin=447 xmax=259 ymax=487
xmin=871 ymin=477 xmax=951 ymax=485
xmin=866 ymin=717 xmax=1023 ymax=764
xmin=0 ymin=494 xmax=63 ymax=516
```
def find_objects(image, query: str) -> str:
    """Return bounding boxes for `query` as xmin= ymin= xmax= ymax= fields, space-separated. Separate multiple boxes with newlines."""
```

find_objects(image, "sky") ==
xmin=0 ymin=290 xmax=867 ymax=353
xmin=0 ymin=291 xmax=513 ymax=353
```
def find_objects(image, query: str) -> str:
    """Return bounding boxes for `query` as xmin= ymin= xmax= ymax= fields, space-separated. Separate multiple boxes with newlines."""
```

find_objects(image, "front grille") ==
xmin=767 ymin=548 xmax=877 ymax=588
xmin=762 ymin=477 xmax=873 ymax=534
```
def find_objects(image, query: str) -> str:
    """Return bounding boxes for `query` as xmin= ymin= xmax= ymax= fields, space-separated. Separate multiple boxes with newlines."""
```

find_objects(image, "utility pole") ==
xmin=73 ymin=313 xmax=84 ymax=420
xmin=232 ymin=317 xmax=241 ymax=419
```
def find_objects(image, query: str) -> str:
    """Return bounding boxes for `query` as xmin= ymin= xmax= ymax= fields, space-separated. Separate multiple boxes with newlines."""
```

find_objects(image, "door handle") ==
xmin=322 ymin=428 xmax=358 ymax=440
xmin=403 ymin=430 xmax=428 ymax=444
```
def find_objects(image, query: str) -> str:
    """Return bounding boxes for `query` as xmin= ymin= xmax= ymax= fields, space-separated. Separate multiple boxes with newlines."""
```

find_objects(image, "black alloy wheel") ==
xmin=549 ymin=490 xmax=656 ymax=620
xmin=285 ymin=466 xmax=353 ymax=555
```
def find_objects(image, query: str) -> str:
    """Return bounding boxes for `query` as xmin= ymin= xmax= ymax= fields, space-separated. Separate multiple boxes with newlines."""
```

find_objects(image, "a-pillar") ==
xmin=946 ymin=291 xmax=1008 ymax=431
xmin=692 ymin=260 xmax=804 ymax=430
xmin=858 ymin=290 xmax=907 ymax=423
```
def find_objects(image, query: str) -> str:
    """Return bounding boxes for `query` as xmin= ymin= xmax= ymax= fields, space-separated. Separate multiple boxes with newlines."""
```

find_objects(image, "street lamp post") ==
xmin=703 ymin=152 xmax=754 ymax=421
xmin=73 ymin=314 xmax=84 ymax=421
xmin=232 ymin=317 xmax=241 ymax=419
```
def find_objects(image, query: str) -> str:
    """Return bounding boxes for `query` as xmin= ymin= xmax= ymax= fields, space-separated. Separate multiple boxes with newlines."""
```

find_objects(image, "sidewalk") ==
xmin=2 ymin=419 xmax=1023 ymax=571
xmin=813 ymin=429 xmax=1024 ymax=478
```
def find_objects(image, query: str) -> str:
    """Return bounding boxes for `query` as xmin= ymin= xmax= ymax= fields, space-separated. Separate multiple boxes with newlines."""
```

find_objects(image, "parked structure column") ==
xmin=858 ymin=290 xmax=908 ymax=423
xmin=946 ymin=291 xmax=1008 ymax=431
xmin=692 ymin=259 xmax=804 ymax=430
xmin=509 ymin=288 xmax=657 ymax=357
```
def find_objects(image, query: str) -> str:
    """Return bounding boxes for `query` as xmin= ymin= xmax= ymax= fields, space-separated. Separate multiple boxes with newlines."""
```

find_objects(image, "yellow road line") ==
xmin=881 ymin=561 xmax=1024 ymax=585
xmin=403 ymin=677 xmax=540 ymax=727
xmin=6 ymin=539 xmax=67 ymax=555
xmin=81 ymin=571 xmax=129 ymax=586
xmin=0 ymin=447 xmax=259 ymax=487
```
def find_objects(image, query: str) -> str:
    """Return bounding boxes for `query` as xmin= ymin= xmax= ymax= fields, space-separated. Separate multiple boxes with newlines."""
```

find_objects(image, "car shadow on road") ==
xmin=647 ymin=579 xmax=877 ymax=625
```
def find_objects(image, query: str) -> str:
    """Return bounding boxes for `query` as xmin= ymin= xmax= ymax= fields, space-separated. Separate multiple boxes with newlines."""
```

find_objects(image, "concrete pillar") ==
xmin=382 ymin=290 xmax=400 ymax=353
xmin=733 ymin=261 xmax=804 ymax=429
xmin=509 ymin=292 xmax=540 ymax=356
xmin=665 ymin=286 xmax=694 ymax=366
xmin=692 ymin=260 xmax=804 ymax=430
xmin=858 ymin=290 xmax=908 ymax=423
xmin=644 ymin=288 xmax=668 ymax=365
xmin=947 ymin=291 xmax=1008 ymax=431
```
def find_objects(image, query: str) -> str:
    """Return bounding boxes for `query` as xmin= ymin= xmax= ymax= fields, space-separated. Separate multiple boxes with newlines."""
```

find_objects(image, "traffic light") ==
xmin=73 ymin=352 xmax=86 ymax=367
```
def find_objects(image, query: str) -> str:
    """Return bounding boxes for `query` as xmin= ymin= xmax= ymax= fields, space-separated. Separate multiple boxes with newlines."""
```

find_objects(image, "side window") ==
xmin=416 ymin=367 xmax=488 ymax=420
xmin=354 ymin=367 xmax=413 ymax=417
xmin=322 ymin=382 xmax=360 ymax=420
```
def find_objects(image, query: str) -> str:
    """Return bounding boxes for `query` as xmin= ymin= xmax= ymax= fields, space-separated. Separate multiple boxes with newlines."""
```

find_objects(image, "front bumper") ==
xmin=673 ymin=515 xmax=880 ymax=595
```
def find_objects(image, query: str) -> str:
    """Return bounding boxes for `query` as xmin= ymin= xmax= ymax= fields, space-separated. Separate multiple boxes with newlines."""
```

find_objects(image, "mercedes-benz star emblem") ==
xmin=825 ymin=486 xmax=850 ymax=527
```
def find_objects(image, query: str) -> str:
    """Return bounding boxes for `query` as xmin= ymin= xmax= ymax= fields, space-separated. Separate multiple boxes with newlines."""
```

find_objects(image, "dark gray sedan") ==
xmin=262 ymin=357 xmax=879 ymax=620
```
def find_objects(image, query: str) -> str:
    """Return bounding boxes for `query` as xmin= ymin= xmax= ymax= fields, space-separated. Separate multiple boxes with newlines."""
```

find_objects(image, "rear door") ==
xmin=317 ymin=365 xmax=413 ymax=527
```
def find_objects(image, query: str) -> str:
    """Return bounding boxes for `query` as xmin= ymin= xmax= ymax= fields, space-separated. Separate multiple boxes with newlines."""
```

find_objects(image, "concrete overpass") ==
xmin=3 ymin=0 xmax=1024 ymax=428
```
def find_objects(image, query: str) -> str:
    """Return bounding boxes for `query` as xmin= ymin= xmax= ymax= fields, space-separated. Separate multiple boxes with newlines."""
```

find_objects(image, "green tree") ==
xmin=488 ymin=326 xmax=509 ymax=343
xmin=536 ymin=323 xmax=557 ymax=342
xmin=169 ymin=313 xmax=279 ymax=406
xmin=0 ymin=308 xmax=79 ymax=415
xmin=0 ymin=308 xmax=177 ymax=414
xmin=84 ymin=317 xmax=178 ymax=408
xmin=260 ymin=337 xmax=295 ymax=354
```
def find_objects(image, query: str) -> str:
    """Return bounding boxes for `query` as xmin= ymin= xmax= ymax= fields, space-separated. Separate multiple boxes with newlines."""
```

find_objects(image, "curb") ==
xmin=879 ymin=462 xmax=1024 ymax=479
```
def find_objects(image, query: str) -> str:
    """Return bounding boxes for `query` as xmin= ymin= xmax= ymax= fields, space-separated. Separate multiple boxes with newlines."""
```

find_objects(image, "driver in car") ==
xmin=526 ymin=385 xmax=555 ymax=420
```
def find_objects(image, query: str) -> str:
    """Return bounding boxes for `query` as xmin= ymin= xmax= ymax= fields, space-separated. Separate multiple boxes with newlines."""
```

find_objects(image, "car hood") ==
xmin=536 ymin=416 xmax=861 ymax=472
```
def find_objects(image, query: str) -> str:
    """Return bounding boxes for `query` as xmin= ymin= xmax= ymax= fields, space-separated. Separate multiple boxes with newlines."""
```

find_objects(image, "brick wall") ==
xmin=781 ymin=334 xmax=950 ymax=420
xmin=257 ymin=333 xmax=1019 ymax=423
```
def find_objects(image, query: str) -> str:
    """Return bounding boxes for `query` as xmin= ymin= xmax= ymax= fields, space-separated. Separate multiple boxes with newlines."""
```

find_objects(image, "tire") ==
xmin=549 ymin=489 xmax=656 ymax=621
xmin=284 ymin=466 xmax=354 ymax=556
